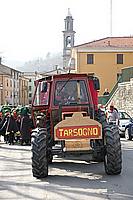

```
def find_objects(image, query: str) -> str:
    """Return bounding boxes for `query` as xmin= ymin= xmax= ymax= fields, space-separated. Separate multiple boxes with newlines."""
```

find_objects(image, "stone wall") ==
xmin=111 ymin=78 xmax=133 ymax=117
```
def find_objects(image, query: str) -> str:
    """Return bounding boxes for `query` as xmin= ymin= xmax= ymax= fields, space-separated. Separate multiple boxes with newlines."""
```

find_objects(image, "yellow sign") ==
xmin=56 ymin=125 xmax=101 ymax=139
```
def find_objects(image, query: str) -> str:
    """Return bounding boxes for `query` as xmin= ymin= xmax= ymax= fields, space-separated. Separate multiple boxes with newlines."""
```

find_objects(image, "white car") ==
xmin=118 ymin=110 xmax=132 ymax=136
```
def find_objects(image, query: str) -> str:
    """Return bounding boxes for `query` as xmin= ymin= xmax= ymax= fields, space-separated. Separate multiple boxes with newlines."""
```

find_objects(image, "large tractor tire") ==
xmin=31 ymin=128 xmax=48 ymax=178
xmin=104 ymin=125 xmax=122 ymax=175
xmin=96 ymin=109 xmax=122 ymax=174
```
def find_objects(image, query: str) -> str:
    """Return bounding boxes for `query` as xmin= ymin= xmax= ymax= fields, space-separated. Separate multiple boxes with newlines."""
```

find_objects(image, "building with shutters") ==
xmin=71 ymin=37 xmax=133 ymax=95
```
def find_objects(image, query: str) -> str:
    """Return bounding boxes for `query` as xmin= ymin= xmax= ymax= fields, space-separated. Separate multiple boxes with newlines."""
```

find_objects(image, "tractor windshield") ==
xmin=33 ymin=81 xmax=50 ymax=106
xmin=54 ymin=80 xmax=89 ymax=106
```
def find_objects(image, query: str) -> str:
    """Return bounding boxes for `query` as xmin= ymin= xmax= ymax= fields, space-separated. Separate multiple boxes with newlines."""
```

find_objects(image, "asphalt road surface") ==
xmin=0 ymin=138 xmax=133 ymax=200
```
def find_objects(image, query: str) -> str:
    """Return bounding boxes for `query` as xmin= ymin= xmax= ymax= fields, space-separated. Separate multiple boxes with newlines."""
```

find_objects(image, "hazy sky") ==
xmin=0 ymin=0 xmax=133 ymax=68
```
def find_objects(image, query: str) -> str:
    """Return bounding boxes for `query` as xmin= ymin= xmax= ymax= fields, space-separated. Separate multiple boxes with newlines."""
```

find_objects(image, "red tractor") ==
xmin=31 ymin=73 xmax=122 ymax=178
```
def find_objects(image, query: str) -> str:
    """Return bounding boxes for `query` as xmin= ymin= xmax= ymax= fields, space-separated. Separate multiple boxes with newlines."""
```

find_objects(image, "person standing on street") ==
xmin=6 ymin=111 xmax=18 ymax=145
xmin=106 ymin=103 xmax=119 ymax=125
xmin=0 ymin=110 xmax=11 ymax=143
xmin=20 ymin=107 xmax=34 ymax=145
xmin=103 ymin=88 xmax=110 ymax=95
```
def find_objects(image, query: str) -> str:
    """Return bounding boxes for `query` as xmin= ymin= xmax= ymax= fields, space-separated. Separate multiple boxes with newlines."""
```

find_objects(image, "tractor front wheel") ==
xmin=31 ymin=128 xmax=48 ymax=178
xmin=104 ymin=126 xmax=122 ymax=175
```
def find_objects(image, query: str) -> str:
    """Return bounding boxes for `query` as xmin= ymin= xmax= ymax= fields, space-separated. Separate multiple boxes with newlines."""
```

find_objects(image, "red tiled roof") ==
xmin=74 ymin=37 xmax=133 ymax=48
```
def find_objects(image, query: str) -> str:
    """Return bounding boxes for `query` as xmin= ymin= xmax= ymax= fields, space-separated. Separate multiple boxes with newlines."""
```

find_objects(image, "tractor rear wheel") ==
xmin=104 ymin=125 xmax=122 ymax=175
xmin=31 ymin=128 xmax=48 ymax=178
xmin=96 ymin=109 xmax=122 ymax=174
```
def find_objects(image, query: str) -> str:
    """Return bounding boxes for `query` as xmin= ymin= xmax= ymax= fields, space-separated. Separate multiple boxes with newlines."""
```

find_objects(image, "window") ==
xmin=29 ymin=86 xmax=32 ymax=91
xmin=54 ymin=80 xmax=89 ymax=106
xmin=29 ymin=93 xmax=32 ymax=98
xmin=33 ymin=82 xmax=50 ymax=106
xmin=119 ymin=112 xmax=131 ymax=120
xmin=66 ymin=36 xmax=71 ymax=47
xmin=117 ymin=54 xmax=123 ymax=64
xmin=15 ymin=72 xmax=17 ymax=79
xmin=11 ymin=70 xmax=13 ymax=78
xmin=29 ymin=100 xmax=32 ymax=104
xmin=7 ymin=80 xmax=8 ymax=87
xmin=87 ymin=54 xmax=94 ymax=64
xmin=29 ymin=79 xmax=32 ymax=82
xmin=10 ymin=80 xmax=12 ymax=87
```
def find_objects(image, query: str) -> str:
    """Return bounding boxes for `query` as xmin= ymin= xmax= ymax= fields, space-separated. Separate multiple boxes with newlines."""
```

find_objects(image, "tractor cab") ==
xmin=32 ymin=73 xmax=99 ymax=126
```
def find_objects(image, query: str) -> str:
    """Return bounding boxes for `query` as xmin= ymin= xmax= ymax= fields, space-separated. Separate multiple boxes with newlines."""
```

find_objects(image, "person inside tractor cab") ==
xmin=54 ymin=80 xmax=88 ymax=105
xmin=66 ymin=83 xmax=77 ymax=103
xmin=66 ymin=81 xmax=87 ymax=103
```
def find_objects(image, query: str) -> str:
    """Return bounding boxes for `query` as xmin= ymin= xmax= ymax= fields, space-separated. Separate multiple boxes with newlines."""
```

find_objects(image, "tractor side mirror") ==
xmin=93 ymin=77 xmax=100 ymax=91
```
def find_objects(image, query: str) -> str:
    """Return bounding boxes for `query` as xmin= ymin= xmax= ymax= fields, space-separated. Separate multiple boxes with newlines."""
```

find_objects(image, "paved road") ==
xmin=0 ymin=139 xmax=133 ymax=200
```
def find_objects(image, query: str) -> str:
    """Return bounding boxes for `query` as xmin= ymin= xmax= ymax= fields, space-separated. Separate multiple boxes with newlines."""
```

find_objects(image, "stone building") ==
xmin=0 ymin=57 xmax=29 ymax=106
xmin=112 ymin=79 xmax=133 ymax=117
xmin=108 ymin=66 xmax=133 ymax=117
xmin=99 ymin=66 xmax=133 ymax=117
xmin=0 ymin=58 xmax=20 ymax=106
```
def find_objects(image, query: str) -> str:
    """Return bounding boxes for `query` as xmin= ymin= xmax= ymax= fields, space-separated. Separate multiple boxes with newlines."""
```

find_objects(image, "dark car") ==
xmin=125 ymin=121 xmax=133 ymax=140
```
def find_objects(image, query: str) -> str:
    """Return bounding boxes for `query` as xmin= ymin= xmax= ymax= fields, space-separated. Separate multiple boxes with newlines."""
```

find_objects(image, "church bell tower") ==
xmin=63 ymin=8 xmax=76 ymax=69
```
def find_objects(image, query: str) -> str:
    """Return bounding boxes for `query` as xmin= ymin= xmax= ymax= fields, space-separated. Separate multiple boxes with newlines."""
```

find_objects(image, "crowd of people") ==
xmin=0 ymin=101 xmax=119 ymax=145
xmin=0 ymin=106 xmax=34 ymax=145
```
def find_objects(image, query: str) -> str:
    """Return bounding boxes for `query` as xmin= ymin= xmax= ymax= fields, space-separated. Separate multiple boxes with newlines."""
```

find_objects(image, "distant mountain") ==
xmin=2 ymin=59 xmax=25 ymax=72
xmin=2 ymin=52 xmax=63 ymax=73
xmin=22 ymin=52 xmax=63 ymax=72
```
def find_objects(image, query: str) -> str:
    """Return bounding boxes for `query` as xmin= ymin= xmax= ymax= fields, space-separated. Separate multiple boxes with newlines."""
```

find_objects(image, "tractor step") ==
xmin=52 ymin=145 xmax=63 ymax=155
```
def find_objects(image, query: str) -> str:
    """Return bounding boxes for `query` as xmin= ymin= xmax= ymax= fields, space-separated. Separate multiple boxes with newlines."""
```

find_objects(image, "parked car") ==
xmin=118 ymin=110 xmax=133 ymax=137
xmin=125 ymin=122 xmax=133 ymax=140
